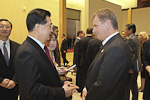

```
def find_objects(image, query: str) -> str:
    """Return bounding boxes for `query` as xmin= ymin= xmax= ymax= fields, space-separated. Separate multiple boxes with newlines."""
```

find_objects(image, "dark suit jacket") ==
xmin=0 ymin=40 xmax=20 ymax=100
xmin=142 ymin=39 xmax=150 ymax=100
xmin=79 ymin=36 xmax=93 ymax=89
xmin=126 ymin=34 xmax=142 ymax=72
xmin=73 ymin=38 xmax=81 ymax=87
xmin=14 ymin=37 xmax=65 ymax=100
xmin=61 ymin=38 xmax=67 ymax=53
xmin=86 ymin=38 xmax=101 ymax=67
xmin=85 ymin=34 xmax=131 ymax=100
xmin=73 ymin=38 xmax=81 ymax=67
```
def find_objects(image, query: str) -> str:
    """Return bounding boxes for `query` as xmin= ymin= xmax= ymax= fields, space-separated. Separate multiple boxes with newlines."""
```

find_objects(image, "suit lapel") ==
xmin=26 ymin=37 xmax=60 ymax=79
xmin=88 ymin=34 xmax=121 ymax=70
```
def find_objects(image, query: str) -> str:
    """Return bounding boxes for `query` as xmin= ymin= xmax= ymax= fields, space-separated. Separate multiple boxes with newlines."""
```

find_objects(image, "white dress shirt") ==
xmin=28 ymin=35 xmax=45 ymax=50
xmin=0 ymin=39 xmax=10 ymax=58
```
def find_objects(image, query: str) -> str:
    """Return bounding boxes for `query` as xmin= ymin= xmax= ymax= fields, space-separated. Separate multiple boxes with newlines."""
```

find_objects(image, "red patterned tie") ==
xmin=44 ymin=46 xmax=54 ymax=67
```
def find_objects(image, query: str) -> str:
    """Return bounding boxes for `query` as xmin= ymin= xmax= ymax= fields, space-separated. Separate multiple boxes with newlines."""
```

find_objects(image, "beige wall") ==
xmin=89 ymin=0 xmax=122 ymax=31
xmin=121 ymin=10 xmax=128 ymax=32
xmin=121 ymin=7 xmax=150 ymax=35
xmin=132 ymin=7 xmax=150 ymax=35
xmin=0 ymin=0 xmax=59 ymax=44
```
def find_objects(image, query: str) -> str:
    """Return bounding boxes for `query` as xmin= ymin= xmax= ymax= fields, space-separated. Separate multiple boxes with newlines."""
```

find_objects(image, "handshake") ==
xmin=62 ymin=81 xmax=79 ymax=97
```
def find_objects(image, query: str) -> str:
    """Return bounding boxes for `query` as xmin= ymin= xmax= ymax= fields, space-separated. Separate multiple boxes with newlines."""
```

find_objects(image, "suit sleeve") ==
xmin=86 ymin=47 xmax=128 ymax=100
xmin=15 ymin=51 xmax=65 ymax=100
xmin=126 ymin=38 xmax=136 ymax=69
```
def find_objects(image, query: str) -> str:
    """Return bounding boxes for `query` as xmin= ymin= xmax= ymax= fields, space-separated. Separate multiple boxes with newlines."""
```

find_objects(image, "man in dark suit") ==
xmin=73 ymin=30 xmax=85 ymax=92
xmin=124 ymin=23 xmax=141 ymax=100
xmin=82 ymin=8 xmax=131 ymax=100
xmin=14 ymin=8 xmax=78 ymax=100
xmin=0 ymin=19 xmax=20 ymax=100
xmin=79 ymin=28 xmax=93 ymax=92
xmin=86 ymin=38 xmax=101 ymax=67
xmin=61 ymin=34 xmax=69 ymax=66
xmin=53 ymin=25 xmax=61 ymax=66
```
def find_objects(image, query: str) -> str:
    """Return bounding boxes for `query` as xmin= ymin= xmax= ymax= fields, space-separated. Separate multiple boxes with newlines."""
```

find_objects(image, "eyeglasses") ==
xmin=45 ymin=23 xmax=53 ymax=30
xmin=0 ymin=25 xmax=11 ymax=29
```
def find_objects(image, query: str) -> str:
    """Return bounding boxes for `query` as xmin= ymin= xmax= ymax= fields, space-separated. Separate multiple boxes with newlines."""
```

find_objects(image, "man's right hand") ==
xmin=62 ymin=82 xmax=79 ymax=97
xmin=82 ymin=90 xmax=87 ymax=100
xmin=0 ymin=78 xmax=10 ymax=88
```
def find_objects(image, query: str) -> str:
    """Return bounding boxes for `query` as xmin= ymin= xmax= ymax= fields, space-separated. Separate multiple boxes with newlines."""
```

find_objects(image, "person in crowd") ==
xmin=73 ymin=36 xmax=76 ymax=44
xmin=121 ymin=31 xmax=127 ymax=41
xmin=142 ymin=32 xmax=150 ymax=100
xmin=124 ymin=23 xmax=142 ymax=100
xmin=138 ymin=31 xmax=149 ymax=92
xmin=45 ymin=33 xmax=67 ymax=75
xmin=82 ymin=8 xmax=131 ymax=100
xmin=79 ymin=28 xmax=94 ymax=92
xmin=52 ymin=25 xmax=61 ymax=66
xmin=61 ymin=34 xmax=69 ymax=66
xmin=86 ymin=38 xmax=102 ymax=68
xmin=0 ymin=19 xmax=20 ymax=100
xmin=73 ymin=30 xmax=85 ymax=92
xmin=14 ymin=8 xmax=78 ymax=100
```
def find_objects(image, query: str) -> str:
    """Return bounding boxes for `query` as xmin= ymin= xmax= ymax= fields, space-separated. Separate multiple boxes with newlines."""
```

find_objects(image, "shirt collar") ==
xmin=129 ymin=33 xmax=134 ymax=38
xmin=77 ymin=37 xmax=80 ymax=40
xmin=0 ymin=39 xmax=10 ymax=48
xmin=102 ymin=32 xmax=119 ymax=46
xmin=28 ymin=35 xmax=45 ymax=50
xmin=86 ymin=34 xmax=92 ymax=37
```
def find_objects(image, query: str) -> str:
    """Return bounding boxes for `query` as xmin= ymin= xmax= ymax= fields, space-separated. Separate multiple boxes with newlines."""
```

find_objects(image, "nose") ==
xmin=3 ymin=26 xmax=7 ymax=30
xmin=92 ymin=29 xmax=95 ymax=34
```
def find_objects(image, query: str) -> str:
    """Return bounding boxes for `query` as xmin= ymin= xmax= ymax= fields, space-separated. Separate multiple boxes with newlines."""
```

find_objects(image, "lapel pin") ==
xmin=101 ymin=49 xmax=104 ymax=53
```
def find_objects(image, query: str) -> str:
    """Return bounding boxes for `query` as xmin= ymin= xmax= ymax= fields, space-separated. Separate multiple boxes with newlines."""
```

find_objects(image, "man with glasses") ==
xmin=0 ymin=19 xmax=20 ymax=100
xmin=14 ymin=8 xmax=78 ymax=100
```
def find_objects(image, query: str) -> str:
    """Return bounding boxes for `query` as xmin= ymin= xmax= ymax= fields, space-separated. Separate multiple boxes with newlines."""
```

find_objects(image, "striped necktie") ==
xmin=3 ymin=42 xmax=9 ymax=65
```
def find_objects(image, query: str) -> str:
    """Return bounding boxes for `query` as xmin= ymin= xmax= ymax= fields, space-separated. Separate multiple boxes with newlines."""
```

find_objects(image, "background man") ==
xmin=121 ymin=31 xmax=127 ymax=41
xmin=82 ymin=8 xmax=131 ymax=100
xmin=73 ymin=30 xmax=85 ymax=92
xmin=0 ymin=19 xmax=20 ymax=100
xmin=79 ymin=28 xmax=93 ymax=92
xmin=61 ymin=34 xmax=69 ymax=66
xmin=124 ymin=23 xmax=141 ymax=100
xmin=14 ymin=8 xmax=78 ymax=100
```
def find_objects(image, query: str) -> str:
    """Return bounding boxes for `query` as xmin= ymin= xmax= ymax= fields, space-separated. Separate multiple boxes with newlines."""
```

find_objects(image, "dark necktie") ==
xmin=3 ymin=42 xmax=9 ymax=65
xmin=99 ymin=44 xmax=104 ymax=51
xmin=44 ymin=46 xmax=54 ymax=67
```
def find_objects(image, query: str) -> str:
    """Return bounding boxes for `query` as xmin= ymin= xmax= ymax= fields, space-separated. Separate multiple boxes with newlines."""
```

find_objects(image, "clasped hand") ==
xmin=0 ymin=78 xmax=16 ymax=89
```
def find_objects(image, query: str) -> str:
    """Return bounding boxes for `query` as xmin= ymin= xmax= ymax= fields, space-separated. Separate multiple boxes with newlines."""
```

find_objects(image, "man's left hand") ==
xmin=6 ymin=80 xmax=16 ymax=89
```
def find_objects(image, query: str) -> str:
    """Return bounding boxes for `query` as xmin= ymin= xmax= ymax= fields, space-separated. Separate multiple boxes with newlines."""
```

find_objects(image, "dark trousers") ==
xmin=61 ymin=52 xmax=69 ymax=66
xmin=124 ymin=73 xmax=138 ymax=100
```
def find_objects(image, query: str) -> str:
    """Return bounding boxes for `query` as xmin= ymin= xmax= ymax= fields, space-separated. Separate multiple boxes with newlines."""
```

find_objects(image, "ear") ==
xmin=34 ymin=24 xmax=40 ymax=32
xmin=105 ymin=20 xmax=111 ymax=30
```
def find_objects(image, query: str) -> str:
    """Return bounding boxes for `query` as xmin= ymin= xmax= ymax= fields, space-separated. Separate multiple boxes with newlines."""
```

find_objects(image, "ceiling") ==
xmin=105 ymin=0 xmax=137 ymax=9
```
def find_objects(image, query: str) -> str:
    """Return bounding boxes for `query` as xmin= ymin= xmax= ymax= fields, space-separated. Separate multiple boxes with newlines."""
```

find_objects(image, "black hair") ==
xmin=77 ymin=30 xmax=83 ymax=37
xmin=26 ymin=8 xmax=51 ymax=32
xmin=126 ymin=23 xmax=136 ymax=33
xmin=0 ymin=19 xmax=12 ymax=29
xmin=86 ymin=28 xmax=93 ymax=34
